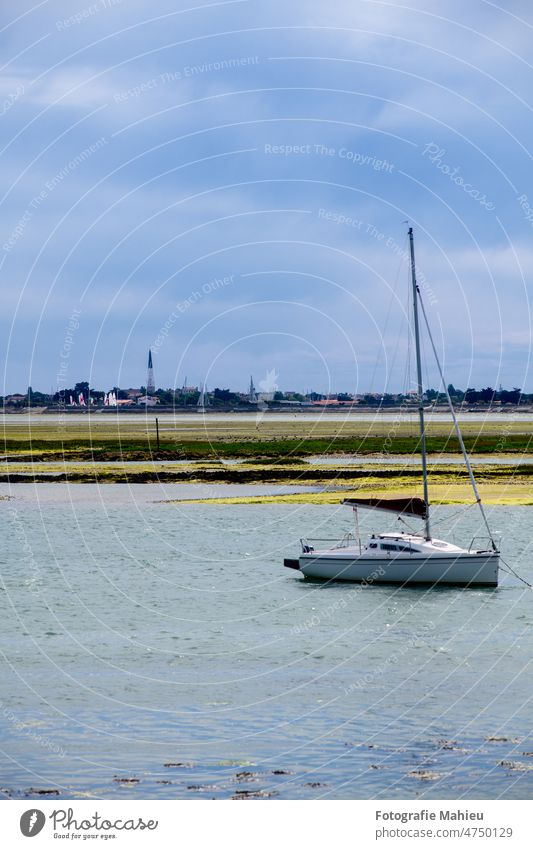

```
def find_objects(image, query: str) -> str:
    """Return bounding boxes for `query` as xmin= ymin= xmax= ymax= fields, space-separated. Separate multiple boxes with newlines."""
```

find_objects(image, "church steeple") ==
xmin=248 ymin=375 xmax=257 ymax=402
xmin=147 ymin=349 xmax=155 ymax=394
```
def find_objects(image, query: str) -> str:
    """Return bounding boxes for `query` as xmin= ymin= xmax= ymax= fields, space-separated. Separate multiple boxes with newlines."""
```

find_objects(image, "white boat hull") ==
xmin=298 ymin=550 xmax=499 ymax=586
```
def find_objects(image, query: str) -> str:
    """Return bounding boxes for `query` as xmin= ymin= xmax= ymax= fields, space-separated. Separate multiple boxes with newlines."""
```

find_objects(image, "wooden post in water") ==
xmin=156 ymin=417 xmax=160 ymax=451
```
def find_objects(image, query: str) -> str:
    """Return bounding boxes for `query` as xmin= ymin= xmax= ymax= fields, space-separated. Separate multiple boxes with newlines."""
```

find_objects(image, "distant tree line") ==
xmin=437 ymin=385 xmax=523 ymax=405
xmin=0 ymin=383 xmax=529 ymax=407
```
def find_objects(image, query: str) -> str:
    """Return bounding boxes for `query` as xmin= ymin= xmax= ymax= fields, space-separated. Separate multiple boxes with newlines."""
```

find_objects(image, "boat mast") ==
xmin=408 ymin=227 xmax=431 ymax=540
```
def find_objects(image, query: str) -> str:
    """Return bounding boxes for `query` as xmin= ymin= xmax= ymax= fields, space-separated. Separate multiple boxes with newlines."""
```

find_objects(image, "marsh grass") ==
xmin=2 ymin=417 xmax=532 ymax=500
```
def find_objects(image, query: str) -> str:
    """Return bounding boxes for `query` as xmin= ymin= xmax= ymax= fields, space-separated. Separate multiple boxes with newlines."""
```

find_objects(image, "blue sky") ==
xmin=1 ymin=0 xmax=532 ymax=394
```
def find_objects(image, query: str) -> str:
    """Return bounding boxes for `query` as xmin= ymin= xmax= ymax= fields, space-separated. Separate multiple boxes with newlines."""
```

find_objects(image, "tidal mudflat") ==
xmin=3 ymin=413 xmax=533 ymax=505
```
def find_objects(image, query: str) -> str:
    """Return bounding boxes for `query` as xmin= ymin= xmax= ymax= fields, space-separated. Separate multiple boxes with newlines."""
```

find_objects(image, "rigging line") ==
xmin=427 ymin=501 xmax=477 ymax=528
xmin=404 ymin=262 xmax=416 ymax=437
xmin=385 ymin=233 xmax=412 ymax=397
xmin=415 ymin=284 xmax=498 ymax=551
xmin=421 ymin=317 xmax=432 ymax=405
xmin=499 ymin=556 xmax=533 ymax=589
xmin=386 ymin=287 xmax=410 ymax=397
xmin=401 ymin=260 xmax=412 ymax=396
xmin=368 ymin=235 xmax=408 ymax=394
xmin=397 ymin=515 xmax=418 ymax=534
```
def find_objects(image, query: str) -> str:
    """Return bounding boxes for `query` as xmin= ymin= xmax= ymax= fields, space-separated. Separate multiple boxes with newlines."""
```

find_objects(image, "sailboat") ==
xmin=284 ymin=227 xmax=500 ymax=587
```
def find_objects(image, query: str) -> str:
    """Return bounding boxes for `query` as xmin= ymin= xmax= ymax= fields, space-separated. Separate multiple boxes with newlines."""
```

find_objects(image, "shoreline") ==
xmin=2 ymin=459 xmax=533 ymax=505
xmin=3 ymin=403 xmax=533 ymax=415
xmin=2 ymin=416 xmax=531 ymax=503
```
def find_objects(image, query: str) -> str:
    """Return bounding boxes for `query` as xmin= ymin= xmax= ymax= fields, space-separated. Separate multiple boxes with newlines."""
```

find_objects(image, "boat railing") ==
xmin=468 ymin=535 xmax=501 ymax=553
xmin=300 ymin=534 xmax=356 ymax=553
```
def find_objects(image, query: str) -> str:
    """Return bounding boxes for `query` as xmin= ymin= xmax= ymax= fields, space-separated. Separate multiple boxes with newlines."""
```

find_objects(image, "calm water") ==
xmin=10 ymin=456 xmax=533 ymax=470
xmin=1 ymin=484 xmax=533 ymax=800
xmin=307 ymin=455 xmax=533 ymax=466
xmin=3 ymin=410 xmax=533 ymax=425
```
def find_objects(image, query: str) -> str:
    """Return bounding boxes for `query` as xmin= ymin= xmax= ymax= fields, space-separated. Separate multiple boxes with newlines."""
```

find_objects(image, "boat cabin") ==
xmin=363 ymin=532 xmax=464 ymax=557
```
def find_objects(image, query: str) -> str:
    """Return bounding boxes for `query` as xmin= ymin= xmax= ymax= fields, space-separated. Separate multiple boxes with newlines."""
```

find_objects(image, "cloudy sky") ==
xmin=1 ymin=0 xmax=532 ymax=394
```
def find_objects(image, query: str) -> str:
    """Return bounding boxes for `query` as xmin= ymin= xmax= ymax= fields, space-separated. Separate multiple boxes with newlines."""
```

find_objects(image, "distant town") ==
xmin=1 ymin=351 xmax=529 ymax=411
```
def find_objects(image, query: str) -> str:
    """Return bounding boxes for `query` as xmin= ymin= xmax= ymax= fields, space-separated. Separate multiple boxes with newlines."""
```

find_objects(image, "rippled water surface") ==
xmin=1 ymin=484 xmax=532 ymax=800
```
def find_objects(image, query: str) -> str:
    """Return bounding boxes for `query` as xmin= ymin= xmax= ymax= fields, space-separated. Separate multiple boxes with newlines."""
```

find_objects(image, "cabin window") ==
xmin=369 ymin=543 xmax=377 ymax=549
xmin=380 ymin=543 xmax=398 ymax=551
